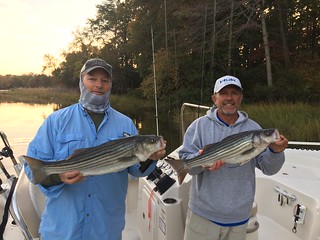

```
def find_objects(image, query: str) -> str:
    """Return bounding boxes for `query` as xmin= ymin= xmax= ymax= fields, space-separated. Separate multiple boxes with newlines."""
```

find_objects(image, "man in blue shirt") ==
xmin=24 ymin=58 xmax=166 ymax=240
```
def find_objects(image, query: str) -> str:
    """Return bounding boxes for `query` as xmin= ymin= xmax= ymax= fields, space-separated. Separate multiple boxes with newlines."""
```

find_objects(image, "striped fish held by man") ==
xmin=165 ymin=128 xmax=280 ymax=185
xmin=23 ymin=135 xmax=165 ymax=184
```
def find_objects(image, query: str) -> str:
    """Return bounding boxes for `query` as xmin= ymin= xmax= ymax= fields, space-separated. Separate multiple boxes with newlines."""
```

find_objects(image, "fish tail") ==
xmin=23 ymin=155 xmax=48 ymax=184
xmin=164 ymin=158 xmax=188 ymax=185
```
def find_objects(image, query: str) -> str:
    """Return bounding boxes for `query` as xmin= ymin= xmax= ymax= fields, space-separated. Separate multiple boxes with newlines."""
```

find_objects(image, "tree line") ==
xmin=1 ymin=0 xmax=319 ymax=106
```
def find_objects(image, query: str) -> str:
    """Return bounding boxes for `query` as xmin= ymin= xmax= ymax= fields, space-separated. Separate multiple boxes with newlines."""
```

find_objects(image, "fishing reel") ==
xmin=146 ymin=160 xmax=176 ymax=195
xmin=0 ymin=146 xmax=13 ymax=159
xmin=0 ymin=131 xmax=14 ymax=158
xmin=0 ymin=131 xmax=17 ymax=163
xmin=0 ymin=131 xmax=19 ymax=178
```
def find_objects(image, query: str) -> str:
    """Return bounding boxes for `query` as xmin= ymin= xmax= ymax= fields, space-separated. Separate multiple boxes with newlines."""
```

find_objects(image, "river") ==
xmin=0 ymin=102 xmax=185 ymax=159
xmin=0 ymin=103 xmax=57 ymax=157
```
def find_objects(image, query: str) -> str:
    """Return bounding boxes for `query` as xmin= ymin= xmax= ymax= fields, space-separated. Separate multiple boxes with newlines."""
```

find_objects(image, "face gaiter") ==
xmin=78 ymin=74 xmax=111 ymax=114
xmin=78 ymin=58 xmax=113 ymax=113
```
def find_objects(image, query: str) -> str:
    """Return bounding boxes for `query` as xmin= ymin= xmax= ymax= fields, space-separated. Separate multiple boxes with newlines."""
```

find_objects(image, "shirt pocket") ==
xmin=56 ymin=133 xmax=86 ymax=158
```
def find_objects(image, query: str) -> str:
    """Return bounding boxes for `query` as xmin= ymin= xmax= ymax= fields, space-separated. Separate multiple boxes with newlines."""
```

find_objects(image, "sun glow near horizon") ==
xmin=0 ymin=0 xmax=103 ymax=76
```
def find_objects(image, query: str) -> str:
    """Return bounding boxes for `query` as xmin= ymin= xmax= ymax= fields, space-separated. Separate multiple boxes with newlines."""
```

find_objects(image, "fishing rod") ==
xmin=151 ymin=25 xmax=159 ymax=136
xmin=0 ymin=131 xmax=22 ymax=176
xmin=0 ymin=132 xmax=15 ymax=179
xmin=0 ymin=131 xmax=22 ymax=240
xmin=0 ymin=158 xmax=10 ymax=180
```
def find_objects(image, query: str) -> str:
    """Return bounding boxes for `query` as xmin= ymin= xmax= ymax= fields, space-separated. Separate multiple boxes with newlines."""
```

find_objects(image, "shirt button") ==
xmin=86 ymin=213 xmax=90 ymax=217
xmin=88 ymin=194 xmax=91 ymax=197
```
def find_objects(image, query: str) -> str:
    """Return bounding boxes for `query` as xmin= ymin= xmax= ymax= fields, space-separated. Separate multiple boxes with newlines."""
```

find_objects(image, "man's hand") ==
xmin=149 ymin=149 xmax=166 ymax=160
xmin=269 ymin=134 xmax=288 ymax=153
xmin=203 ymin=160 xmax=225 ymax=171
xmin=149 ymin=140 xmax=167 ymax=160
xmin=60 ymin=171 xmax=85 ymax=184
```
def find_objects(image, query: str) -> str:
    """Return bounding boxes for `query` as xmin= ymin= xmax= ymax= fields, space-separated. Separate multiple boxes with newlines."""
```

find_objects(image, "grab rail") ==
xmin=274 ymin=186 xmax=296 ymax=205
xmin=288 ymin=141 xmax=320 ymax=151
xmin=180 ymin=103 xmax=210 ymax=140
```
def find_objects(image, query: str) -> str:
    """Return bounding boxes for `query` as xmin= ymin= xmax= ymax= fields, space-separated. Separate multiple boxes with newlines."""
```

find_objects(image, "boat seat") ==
xmin=13 ymin=165 xmax=46 ymax=239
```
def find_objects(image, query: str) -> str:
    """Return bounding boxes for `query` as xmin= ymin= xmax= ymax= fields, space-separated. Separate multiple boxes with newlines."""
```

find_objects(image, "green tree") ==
xmin=44 ymin=0 xmax=320 ymax=104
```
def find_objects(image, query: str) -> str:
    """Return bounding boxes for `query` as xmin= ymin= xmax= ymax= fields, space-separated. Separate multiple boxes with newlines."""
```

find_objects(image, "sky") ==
xmin=0 ymin=0 xmax=103 ymax=75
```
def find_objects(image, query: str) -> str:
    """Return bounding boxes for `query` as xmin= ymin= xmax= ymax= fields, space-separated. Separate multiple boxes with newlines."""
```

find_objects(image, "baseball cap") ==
xmin=80 ymin=58 xmax=112 ymax=77
xmin=212 ymin=75 xmax=243 ymax=94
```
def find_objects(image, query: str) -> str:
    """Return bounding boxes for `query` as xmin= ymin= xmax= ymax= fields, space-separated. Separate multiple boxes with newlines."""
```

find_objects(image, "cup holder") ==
xmin=163 ymin=198 xmax=177 ymax=204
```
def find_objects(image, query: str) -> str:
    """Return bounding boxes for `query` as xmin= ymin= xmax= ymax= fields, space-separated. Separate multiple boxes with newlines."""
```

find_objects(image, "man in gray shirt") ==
xmin=180 ymin=75 xmax=288 ymax=240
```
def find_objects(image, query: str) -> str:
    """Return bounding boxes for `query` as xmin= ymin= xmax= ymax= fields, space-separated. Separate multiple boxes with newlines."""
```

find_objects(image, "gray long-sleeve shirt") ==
xmin=179 ymin=108 xmax=285 ymax=224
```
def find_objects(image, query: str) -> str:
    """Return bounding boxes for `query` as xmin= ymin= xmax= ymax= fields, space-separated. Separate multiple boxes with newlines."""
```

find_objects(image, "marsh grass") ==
xmin=0 ymin=88 xmax=79 ymax=107
xmin=0 ymin=88 xmax=154 ymax=113
xmin=242 ymin=103 xmax=320 ymax=142
xmin=171 ymin=102 xmax=320 ymax=142
xmin=111 ymin=94 xmax=154 ymax=114
xmin=0 ymin=88 xmax=319 ymax=142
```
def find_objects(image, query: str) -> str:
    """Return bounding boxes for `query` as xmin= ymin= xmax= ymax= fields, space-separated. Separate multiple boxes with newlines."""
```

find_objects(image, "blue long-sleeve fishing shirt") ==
xmin=24 ymin=103 xmax=157 ymax=240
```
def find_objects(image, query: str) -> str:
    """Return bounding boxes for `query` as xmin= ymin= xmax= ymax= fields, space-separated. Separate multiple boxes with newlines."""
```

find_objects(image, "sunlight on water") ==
xmin=0 ymin=102 xmax=55 ymax=157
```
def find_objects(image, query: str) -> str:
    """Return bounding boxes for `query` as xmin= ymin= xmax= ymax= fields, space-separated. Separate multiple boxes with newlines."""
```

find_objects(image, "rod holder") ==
xmin=274 ymin=186 xmax=296 ymax=204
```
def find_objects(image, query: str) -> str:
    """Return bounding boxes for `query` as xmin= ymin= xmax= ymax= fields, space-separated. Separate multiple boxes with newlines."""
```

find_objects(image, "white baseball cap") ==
xmin=212 ymin=75 xmax=243 ymax=94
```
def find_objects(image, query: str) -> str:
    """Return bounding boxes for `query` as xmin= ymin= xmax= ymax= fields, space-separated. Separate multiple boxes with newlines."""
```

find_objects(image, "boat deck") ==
xmin=247 ymin=215 xmax=302 ymax=240
xmin=124 ymin=210 xmax=303 ymax=240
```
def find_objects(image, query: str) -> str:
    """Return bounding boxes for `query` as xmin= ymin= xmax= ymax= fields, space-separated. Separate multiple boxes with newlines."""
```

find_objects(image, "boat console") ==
xmin=136 ymin=146 xmax=190 ymax=240
xmin=136 ymin=144 xmax=320 ymax=240
xmin=136 ymin=145 xmax=260 ymax=240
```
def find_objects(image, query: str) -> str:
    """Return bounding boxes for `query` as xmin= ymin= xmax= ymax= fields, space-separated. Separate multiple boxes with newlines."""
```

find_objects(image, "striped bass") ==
xmin=166 ymin=128 xmax=280 ymax=184
xmin=23 ymin=135 xmax=165 ymax=184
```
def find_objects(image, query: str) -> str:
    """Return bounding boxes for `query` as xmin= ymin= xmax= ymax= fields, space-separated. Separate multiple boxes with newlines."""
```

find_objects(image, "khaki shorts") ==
xmin=183 ymin=209 xmax=248 ymax=240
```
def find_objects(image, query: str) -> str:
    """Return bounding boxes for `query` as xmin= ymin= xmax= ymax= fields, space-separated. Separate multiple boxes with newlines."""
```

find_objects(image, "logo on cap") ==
xmin=213 ymin=75 xmax=243 ymax=94
xmin=219 ymin=78 xmax=237 ymax=84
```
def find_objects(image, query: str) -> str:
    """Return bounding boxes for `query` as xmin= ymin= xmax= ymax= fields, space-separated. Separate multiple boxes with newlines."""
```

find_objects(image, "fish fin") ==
xmin=164 ymin=158 xmax=187 ymax=185
xmin=67 ymin=148 xmax=88 ymax=159
xmin=22 ymin=155 xmax=48 ymax=185
xmin=69 ymin=143 xmax=110 ymax=158
xmin=196 ymin=142 xmax=215 ymax=156
xmin=201 ymin=163 xmax=212 ymax=168
xmin=200 ymin=143 xmax=212 ymax=153
xmin=239 ymin=148 xmax=256 ymax=165
xmin=123 ymin=132 xmax=131 ymax=137
xmin=241 ymin=148 xmax=255 ymax=156
xmin=240 ymin=159 xmax=251 ymax=165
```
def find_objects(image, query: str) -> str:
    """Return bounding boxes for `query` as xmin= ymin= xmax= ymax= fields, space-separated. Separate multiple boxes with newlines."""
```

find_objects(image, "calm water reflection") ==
xmin=0 ymin=102 xmax=182 ymax=158
xmin=0 ymin=102 xmax=56 ymax=157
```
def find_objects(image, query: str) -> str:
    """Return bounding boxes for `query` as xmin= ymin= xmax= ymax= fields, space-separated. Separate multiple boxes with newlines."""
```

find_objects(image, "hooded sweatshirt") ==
xmin=179 ymin=107 xmax=285 ymax=224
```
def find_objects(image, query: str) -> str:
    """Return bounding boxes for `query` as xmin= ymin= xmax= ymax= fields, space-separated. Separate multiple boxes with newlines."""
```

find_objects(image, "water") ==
xmin=0 ymin=102 xmax=183 ymax=159
xmin=0 ymin=102 xmax=56 ymax=157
